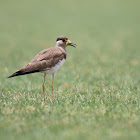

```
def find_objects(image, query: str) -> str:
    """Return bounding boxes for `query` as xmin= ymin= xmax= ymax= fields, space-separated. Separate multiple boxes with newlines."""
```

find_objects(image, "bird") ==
xmin=8 ymin=36 xmax=76 ymax=102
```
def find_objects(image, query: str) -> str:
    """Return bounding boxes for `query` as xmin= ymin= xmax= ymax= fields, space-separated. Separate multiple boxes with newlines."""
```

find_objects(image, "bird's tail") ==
xmin=7 ymin=70 xmax=39 ymax=78
xmin=7 ymin=70 xmax=26 ymax=78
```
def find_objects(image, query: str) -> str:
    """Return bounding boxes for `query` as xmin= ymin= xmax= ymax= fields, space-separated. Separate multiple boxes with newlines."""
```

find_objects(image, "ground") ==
xmin=0 ymin=0 xmax=140 ymax=140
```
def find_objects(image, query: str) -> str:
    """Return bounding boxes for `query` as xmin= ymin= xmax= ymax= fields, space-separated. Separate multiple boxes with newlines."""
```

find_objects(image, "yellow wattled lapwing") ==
xmin=8 ymin=36 xmax=77 ymax=102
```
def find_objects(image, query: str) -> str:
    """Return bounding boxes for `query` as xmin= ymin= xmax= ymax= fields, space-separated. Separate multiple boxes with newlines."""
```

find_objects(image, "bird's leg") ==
xmin=42 ymin=73 xmax=46 ymax=102
xmin=51 ymin=74 xmax=55 ymax=101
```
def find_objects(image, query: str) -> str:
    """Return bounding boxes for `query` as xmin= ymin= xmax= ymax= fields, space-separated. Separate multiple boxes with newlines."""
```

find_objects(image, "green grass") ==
xmin=0 ymin=0 xmax=140 ymax=140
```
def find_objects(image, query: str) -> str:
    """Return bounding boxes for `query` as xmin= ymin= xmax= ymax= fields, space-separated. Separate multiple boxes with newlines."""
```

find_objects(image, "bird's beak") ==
xmin=66 ymin=40 xmax=77 ymax=48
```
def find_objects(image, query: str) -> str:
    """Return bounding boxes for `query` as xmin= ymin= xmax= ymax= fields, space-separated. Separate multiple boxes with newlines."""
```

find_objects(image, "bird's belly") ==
xmin=44 ymin=59 xmax=65 ymax=74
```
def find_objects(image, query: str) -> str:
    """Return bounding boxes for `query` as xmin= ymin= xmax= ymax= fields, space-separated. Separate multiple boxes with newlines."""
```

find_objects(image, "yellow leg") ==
xmin=51 ymin=74 xmax=54 ymax=101
xmin=42 ymin=73 xmax=46 ymax=102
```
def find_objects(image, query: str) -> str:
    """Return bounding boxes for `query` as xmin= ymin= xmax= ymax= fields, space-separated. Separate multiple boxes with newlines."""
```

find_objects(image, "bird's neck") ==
xmin=56 ymin=45 xmax=67 ymax=52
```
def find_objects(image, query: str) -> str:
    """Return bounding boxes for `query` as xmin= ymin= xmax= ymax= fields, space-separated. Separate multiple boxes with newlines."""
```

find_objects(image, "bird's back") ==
xmin=8 ymin=46 xmax=66 ymax=78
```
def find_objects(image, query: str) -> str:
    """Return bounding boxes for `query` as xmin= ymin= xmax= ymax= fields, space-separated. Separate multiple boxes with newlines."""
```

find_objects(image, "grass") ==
xmin=0 ymin=0 xmax=140 ymax=140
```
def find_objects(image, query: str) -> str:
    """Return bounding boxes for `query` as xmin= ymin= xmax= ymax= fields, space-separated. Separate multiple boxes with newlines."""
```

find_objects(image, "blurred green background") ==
xmin=0 ymin=0 xmax=140 ymax=140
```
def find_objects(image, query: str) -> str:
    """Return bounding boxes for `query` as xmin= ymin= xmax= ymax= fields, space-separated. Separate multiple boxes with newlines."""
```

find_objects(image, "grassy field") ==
xmin=0 ymin=0 xmax=140 ymax=140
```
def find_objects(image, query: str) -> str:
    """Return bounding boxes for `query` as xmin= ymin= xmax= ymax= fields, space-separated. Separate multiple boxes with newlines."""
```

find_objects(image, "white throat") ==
xmin=56 ymin=40 xmax=63 ymax=46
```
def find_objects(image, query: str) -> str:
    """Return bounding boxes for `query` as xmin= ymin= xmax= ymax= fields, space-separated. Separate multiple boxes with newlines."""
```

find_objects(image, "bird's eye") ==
xmin=62 ymin=39 xmax=65 ymax=42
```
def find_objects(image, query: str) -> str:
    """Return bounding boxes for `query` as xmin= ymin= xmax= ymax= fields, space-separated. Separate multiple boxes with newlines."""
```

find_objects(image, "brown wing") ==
xmin=8 ymin=47 xmax=66 ymax=78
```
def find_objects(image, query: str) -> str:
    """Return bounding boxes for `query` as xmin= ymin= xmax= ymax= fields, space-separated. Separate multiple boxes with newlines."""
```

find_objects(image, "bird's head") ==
xmin=56 ymin=36 xmax=77 ymax=48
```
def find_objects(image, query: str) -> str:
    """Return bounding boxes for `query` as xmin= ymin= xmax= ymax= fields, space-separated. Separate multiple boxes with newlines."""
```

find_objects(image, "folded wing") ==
xmin=8 ymin=47 xmax=66 ymax=78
